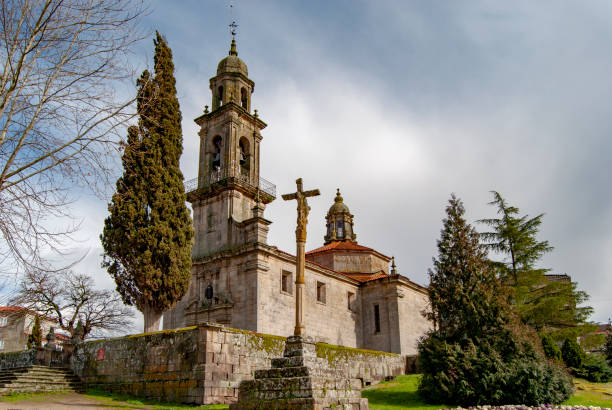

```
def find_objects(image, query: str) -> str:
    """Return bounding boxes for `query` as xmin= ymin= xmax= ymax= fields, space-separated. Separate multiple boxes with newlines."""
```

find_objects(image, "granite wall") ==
xmin=72 ymin=324 xmax=404 ymax=405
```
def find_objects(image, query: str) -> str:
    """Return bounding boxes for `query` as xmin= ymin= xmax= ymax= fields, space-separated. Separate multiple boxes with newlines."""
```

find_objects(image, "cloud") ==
xmin=11 ymin=1 xmax=609 ymax=330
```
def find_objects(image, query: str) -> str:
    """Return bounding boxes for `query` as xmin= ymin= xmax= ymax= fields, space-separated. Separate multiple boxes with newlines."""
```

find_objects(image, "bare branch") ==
xmin=0 ymin=0 xmax=147 ymax=274
xmin=10 ymin=268 xmax=135 ymax=338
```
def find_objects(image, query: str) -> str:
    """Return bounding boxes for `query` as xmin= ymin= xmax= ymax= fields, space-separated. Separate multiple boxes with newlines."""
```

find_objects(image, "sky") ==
xmin=58 ymin=0 xmax=612 ymax=331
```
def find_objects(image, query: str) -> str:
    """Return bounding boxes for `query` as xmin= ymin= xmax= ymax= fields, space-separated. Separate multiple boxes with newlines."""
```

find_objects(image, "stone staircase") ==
xmin=231 ymin=336 xmax=368 ymax=409
xmin=0 ymin=365 xmax=83 ymax=395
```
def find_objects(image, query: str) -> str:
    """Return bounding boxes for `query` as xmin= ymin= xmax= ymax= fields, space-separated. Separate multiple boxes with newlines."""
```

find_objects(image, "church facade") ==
xmin=163 ymin=40 xmax=431 ymax=356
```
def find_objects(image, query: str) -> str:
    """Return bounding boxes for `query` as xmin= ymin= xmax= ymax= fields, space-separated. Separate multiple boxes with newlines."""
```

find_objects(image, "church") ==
xmin=163 ymin=39 xmax=431 ymax=356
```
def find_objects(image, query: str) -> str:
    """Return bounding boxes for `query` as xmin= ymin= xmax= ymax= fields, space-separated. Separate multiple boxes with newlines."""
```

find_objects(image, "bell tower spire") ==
xmin=188 ymin=37 xmax=275 ymax=258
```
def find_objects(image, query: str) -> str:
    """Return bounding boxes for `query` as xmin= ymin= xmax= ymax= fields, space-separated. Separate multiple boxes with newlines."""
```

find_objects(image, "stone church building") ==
xmin=163 ymin=40 xmax=430 ymax=356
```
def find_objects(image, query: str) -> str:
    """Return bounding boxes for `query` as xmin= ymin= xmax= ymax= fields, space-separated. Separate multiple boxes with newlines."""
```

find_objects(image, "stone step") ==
xmin=0 ymin=365 xmax=83 ymax=395
xmin=238 ymin=377 xmax=363 ymax=401
xmin=270 ymin=356 xmax=326 ymax=369
xmin=0 ymin=366 xmax=71 ymax=376
xmin=0 ymin=378 xmax=80 ymax=386
xmin=254 ymin=366 xmax=342 ymax=380
xmin=230 ymin=396 xmax=369 ymax=410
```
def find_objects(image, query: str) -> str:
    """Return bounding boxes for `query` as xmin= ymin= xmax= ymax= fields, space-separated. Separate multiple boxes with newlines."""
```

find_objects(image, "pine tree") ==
xmin=418 ymin=194 xmax=572 ymax=405
xmin=479 ymin=191 xmax=592 ymax=337
xmin=426 ymin=194 xmax=506 ymax=340
xmin=27 ymin=315 xmax=42 ymax=349
xmin=101 ymin=32 xmax=193 ymax=332
xmin=604 ymin=331 xmax=612 ymax=365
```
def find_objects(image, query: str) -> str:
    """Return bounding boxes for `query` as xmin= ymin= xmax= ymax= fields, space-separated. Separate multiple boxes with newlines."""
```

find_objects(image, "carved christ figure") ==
xmin=283 ymin=178 xmax=320 ymax=243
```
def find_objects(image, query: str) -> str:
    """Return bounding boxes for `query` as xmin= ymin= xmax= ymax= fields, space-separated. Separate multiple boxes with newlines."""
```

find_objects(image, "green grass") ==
xmin=563 ymin=378 xmax=612 ymax=407
xmin=362 ymin=375 xmax=449 ymax=410
xmin=0 ymin=376 xmax=610 ymax=409
xmin=363 ymin=374 xmax=612 ymax=409
xmin=84 ymin=389 xmax=229 ymax=409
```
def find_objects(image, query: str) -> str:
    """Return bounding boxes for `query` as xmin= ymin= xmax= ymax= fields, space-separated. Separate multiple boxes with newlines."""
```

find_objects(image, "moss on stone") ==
xmin=315 ymin=342 xmax=398 ymax=367
xmin=82 ymin=326 xmax=198 ymax=345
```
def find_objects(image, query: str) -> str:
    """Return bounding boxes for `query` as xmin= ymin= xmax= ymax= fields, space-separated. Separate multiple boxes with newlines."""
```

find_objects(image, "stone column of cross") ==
xmin=282 ymin=178 xmax=320 ymax=336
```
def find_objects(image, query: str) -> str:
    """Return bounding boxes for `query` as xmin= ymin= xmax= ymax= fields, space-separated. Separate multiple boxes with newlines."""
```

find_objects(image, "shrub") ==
xmin=418 ymin=333 xmax=573 ymax=405
xmin=541 ymin=333 xmax=561 ymax=361
xmin=562 ymin=338 xmax=585 ymax=369
xmin=573 ymin=353 xmax=612 ymax=383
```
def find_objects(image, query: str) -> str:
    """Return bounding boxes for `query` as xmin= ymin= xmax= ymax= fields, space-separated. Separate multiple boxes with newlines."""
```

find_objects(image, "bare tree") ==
xmin=11 ymin=268 xmax=135 ymax=339
xmin=0 ymin=0 xmax=145 ymax=274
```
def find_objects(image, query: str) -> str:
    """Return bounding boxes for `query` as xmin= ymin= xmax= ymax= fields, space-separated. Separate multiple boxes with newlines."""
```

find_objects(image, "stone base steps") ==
xmin=0 ymin=365 xmax=83 ymax=395
xmin=231 ymin=336 xmax=369 ymax=410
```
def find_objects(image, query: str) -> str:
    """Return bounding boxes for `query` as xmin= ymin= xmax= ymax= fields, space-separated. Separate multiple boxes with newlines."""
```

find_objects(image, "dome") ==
xmin=328 ymin=189 xmax=350 ymax=215
xmin=217 ymin=39 xmax=248 ymax=76
xmin=324 ymin=189 xmax=357 ymax=244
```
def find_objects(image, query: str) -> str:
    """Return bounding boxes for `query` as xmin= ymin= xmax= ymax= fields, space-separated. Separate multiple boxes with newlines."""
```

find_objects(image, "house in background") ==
xmin=0 ymin=306 xmax=67 ymax=352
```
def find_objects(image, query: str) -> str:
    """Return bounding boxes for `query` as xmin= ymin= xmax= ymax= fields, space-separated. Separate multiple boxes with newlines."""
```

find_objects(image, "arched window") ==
xmin=239 ymin=138 xmax=249 ymax=167
xmin=212 ymin=136 xmax=222 ymax=172
xmin=241 ymin=87 xmax=248 ymax=109
xmin=218 ymin=86 xmax=224 ymax=106
xmin=336 ymin=220 xmax=344 ymax=238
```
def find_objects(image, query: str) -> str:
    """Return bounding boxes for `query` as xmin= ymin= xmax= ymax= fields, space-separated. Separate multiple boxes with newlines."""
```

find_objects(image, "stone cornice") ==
xmin=194 ymin=101 xmax=267 ymax=129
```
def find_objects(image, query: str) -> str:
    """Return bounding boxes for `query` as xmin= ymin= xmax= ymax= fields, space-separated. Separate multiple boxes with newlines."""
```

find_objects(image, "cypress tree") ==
xmin=27 ymin=315 xmax=42 ymax=349
xmin=418 ymin=194 xmax=572 ymax=405
xmin=479 ymin=191 xmax=593 ymax=338
xmin=101 ymin=32 xmax=193 ymax=332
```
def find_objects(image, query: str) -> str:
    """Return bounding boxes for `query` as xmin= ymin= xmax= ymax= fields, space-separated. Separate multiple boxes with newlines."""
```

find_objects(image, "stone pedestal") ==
xmin=230 ymin=336 xmax=369 ymax=410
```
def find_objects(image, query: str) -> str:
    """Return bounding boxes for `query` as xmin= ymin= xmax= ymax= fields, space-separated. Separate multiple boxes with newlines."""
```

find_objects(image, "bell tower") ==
xmin=187 ymin=39 xmax=275 ymax=259
xmin=324 ymin=189 xmax=357 ymax=244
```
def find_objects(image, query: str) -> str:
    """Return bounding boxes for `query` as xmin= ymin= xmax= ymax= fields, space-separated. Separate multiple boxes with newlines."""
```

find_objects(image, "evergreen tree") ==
xmin=418 ymin=194 xmax=572 ymax=406
xmin=541 ymin=333 xmax=562 ymax=360
xmin=605 ymin=331 xmax=612 ymax=365
xmin=479 ymin=191 xmax=592 ymax=337
xmin=101 ymin=32 xmax=193 ymax=332
xmin=27 ymin=315 xmax=42 ymax=349
xmin=561 ymin=337 xmax=585 ymax=369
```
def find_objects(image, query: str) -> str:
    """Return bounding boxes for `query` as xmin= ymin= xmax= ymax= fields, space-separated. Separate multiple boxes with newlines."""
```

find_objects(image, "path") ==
xmin=0 ymin=392 xmax=143 ymax=410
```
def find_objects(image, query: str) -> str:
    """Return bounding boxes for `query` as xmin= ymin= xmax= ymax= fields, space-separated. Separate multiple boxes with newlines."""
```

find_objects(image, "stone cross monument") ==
xmin=281 ymin=178 xmax=320 ymax=336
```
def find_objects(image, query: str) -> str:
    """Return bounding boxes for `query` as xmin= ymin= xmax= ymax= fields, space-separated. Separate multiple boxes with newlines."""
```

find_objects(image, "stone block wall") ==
xmin=72 ymin=326 xmax=202 ymax=403
xmin=0 ymin=349 xmax=36 ymax=369
xmin=72 ymin=324 xmax=405 ymax=405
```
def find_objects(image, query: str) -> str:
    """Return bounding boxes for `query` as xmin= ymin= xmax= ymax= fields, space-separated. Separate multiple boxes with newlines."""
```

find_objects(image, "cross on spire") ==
xmin=229 ymin=20 xmax=238 ymax=38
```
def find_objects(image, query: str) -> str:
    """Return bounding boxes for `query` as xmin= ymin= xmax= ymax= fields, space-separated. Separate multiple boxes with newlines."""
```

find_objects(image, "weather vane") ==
xmin=229 ymin=2 xmax=238 ymax=38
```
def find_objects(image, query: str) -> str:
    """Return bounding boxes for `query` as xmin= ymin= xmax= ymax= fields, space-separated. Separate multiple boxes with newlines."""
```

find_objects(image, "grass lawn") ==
xmin=363 ymin=374 xmax=612 ymax=409
xmin=0 ymin=377 xmax=609 ymax=409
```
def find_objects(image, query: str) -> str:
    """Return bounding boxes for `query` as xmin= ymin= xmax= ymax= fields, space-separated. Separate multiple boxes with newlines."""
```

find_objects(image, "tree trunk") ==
xmin=143 ymin=305 xmax=163 ymax=333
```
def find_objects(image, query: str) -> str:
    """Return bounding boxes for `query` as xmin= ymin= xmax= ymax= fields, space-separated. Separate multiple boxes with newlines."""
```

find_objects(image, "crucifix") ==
xmin=282 ymin=178 xmax=320 ymax=336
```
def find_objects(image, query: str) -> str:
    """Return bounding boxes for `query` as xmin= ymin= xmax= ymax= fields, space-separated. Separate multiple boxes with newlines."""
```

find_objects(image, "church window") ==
xmin=207 ymin=212 xmax=214 ymax=230
xmin=336 ymin=220 xmax=344 ymax=238
xmin=0 ymin=340 xmax=4 ymax=349
xmin=281 ymin=270 xmax=292 ymax=294
xmin=218 ymin=86 xmax=224 ymax=106
xmin=241 ymin=87 xmax=248 ymax=109
xmin=347 ymin=292 xmax=355 ymax=311
xmin=316 ymin=281 xmax=326 ymax=304
xmin=239 ymin=139 xmax=249 ymax=167
xmin=374 ymin=304 xmax=380 ymax=333
xmin=211 ymin=136 xmax=222 ymax=172
xmin=0 ymin=317 xmax=6 ymax=326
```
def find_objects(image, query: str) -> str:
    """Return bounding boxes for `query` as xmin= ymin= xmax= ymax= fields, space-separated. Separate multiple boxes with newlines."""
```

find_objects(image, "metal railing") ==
xmin=184 ymin=166 xmax=276 ymax=198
